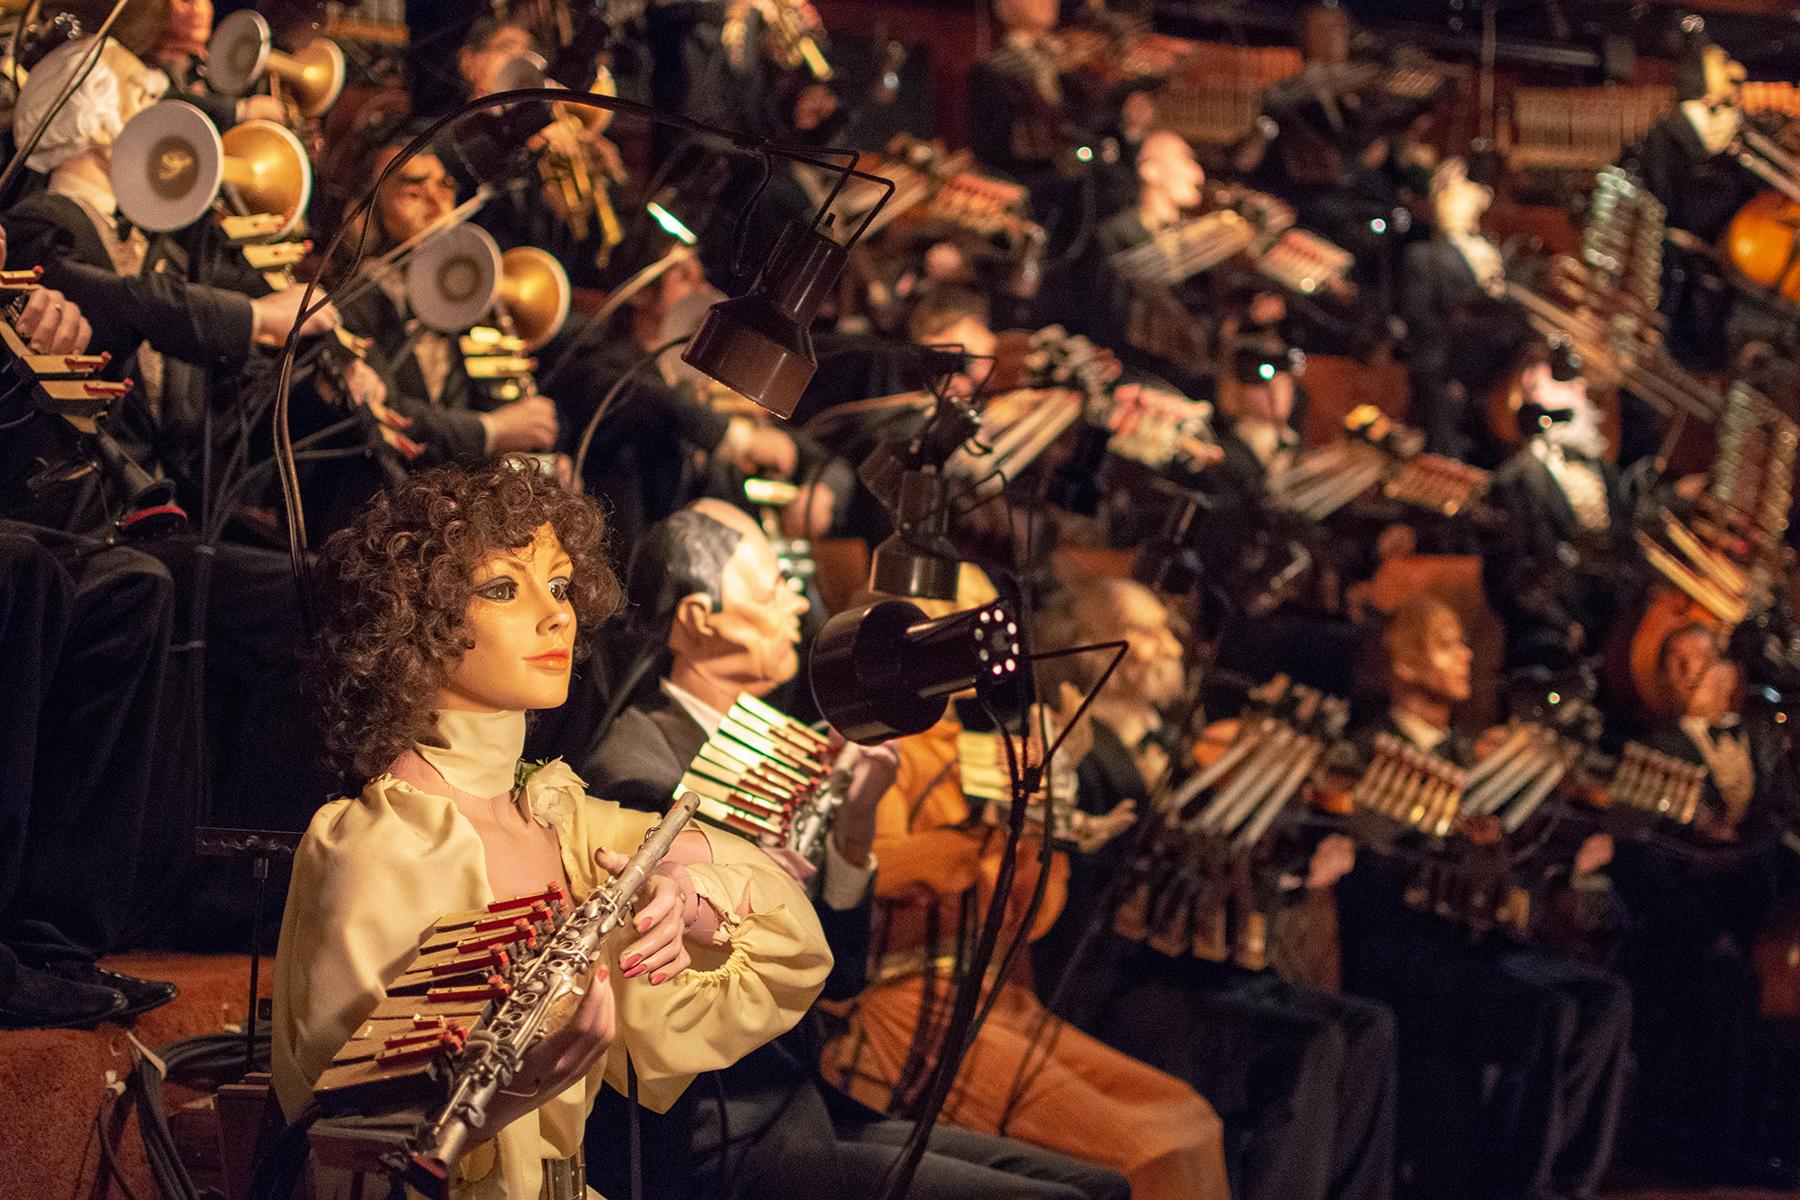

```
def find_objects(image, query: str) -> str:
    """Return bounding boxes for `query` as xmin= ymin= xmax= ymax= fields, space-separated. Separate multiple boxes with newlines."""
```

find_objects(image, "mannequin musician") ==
xmin=1336 ymin=595 xmax=1631 ymax=1200
xmin=275 ymin=462 xmax=833 ymax=1200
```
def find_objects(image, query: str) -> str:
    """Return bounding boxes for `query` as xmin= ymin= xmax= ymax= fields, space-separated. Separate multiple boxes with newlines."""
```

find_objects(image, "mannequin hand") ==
xmin=482 ymin=395 xmax=559 ymax=453
xmin=1307 ymin=834 xmax=1357 ymax=890
xmin=1073 ymin=800 xmax=1137 ymax=853
xmin=780 ymin=477 xmax=837 ymax=539
xmin=16 ymin=287 xmax=91 ymax=354
xmin=832 ymin=742 xmax=899 ymax=867
xmin=595 ymin=850 xmax=701 ymax=985
xmin=1473 ymin=725 xmax=1511 ymax=761
xmin=252 ymin=284 xmax=339 ymax=345
xmin=1573 ymin=833 xmax=1613 ymax=875
xmin=481 ymin=965 xmax=614 ymax=1134
xmin=236 ymin=95 xmax=289 ymax=123
xmin=737 ymin=424 xmax=798 ymax=477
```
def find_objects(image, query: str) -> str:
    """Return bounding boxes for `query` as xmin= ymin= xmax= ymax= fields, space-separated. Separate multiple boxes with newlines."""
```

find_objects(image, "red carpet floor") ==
xmin=0 ymin=952 xmax=263 ymax=1200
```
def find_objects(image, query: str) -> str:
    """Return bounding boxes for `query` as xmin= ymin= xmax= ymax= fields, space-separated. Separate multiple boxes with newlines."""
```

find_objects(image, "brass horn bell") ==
xmin=206 ymin=9 xmax=345 ymax=118
xmin=110 ymin=99 xmax=312 ymax=237
xmin=407 ymin=223 xmax=504 ymax=334
xmin=499 ymin=247 xmax=571 ymax=351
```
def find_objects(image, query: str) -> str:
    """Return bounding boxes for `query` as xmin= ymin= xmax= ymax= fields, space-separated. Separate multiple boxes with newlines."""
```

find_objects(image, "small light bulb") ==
xmin=1075 ymin=145 xmax=1094 ymax=162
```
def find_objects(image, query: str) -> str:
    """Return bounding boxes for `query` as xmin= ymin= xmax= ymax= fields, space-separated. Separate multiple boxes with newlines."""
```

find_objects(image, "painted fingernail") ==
xmin=649 ymin=972 xmax=666 ymax=986
xmin=623 ymin=964 xmax=644 ymax=978
xmin=595 ymin=967 xmax=608 ymax=983
xmin=637 ymin=916 xmax=653 ymax=932
xmin=622 ymin=954 xmax=641 ymax=970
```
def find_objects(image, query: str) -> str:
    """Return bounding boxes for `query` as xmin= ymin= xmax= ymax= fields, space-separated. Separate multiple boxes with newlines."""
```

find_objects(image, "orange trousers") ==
xmin=824 ymin=975 xmax=1229 ymax=1200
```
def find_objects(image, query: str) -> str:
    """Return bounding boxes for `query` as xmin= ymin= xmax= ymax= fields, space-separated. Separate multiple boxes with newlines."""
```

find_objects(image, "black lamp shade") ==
xmin=869 ymin=468 xmax=960 ymax=600
xmin=683 ymin=220 xmax=847 ymax=419
xmin=811 ymin=599 xmax=1022 ymax=743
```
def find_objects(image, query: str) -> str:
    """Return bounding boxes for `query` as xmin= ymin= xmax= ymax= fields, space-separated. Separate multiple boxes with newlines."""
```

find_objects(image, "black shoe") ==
xmin=43 ymin=962 xmax=178 ymax=1018
xmin=0 ymin=963 xmax=127 ymax=1030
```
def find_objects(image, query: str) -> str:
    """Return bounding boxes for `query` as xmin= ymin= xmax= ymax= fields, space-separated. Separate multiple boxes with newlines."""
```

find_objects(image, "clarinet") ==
xmin=398 ymin=790 xmax=702 ymax=1197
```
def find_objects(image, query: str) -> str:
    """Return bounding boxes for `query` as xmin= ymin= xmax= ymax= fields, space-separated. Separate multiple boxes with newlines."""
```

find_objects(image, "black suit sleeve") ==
xmin=45 ymin=259 xmax=255 ymax=368
xmin=815 ymin=880 xmax=873 ymax=1001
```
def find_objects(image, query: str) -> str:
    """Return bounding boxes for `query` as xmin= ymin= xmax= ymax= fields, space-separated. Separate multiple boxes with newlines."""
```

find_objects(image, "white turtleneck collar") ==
xmin=415 ymin=708 xmax=527 ymax=798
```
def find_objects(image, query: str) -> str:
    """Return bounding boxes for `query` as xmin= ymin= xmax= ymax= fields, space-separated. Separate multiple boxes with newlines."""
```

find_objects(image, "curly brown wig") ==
xmin=310 ymin=460 xmax=620 ymax=780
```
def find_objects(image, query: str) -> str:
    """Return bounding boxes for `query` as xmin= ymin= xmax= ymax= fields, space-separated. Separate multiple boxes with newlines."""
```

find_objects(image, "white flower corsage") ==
xmin=514 ymin=758 xmax=586 ymax=830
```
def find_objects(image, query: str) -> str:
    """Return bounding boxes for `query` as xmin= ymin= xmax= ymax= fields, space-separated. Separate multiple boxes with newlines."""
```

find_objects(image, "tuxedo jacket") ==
xmin=1481 ymin=446 xmax=1641 ymax=644
xmin=0 ymin=192 xmax=266 ymax=520
xmin=1612 ymin=715 xmax=1794 ymax=949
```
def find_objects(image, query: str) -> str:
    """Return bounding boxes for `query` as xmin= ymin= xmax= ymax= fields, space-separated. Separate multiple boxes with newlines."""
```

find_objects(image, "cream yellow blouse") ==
xmin=272 ymin=764 xmax=831 ymax=1200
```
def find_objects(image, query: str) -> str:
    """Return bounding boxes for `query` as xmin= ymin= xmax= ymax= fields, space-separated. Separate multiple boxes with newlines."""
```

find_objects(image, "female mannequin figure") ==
xmin=273 ymin=462 xmax=831 ymax=1200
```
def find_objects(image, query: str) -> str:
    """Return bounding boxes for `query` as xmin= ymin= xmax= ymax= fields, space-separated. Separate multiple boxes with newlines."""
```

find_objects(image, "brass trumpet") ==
xmin=110 ymin=99 xmax=312 ymax=238
xmin=205 ymin=9 xmax=346 ymax=119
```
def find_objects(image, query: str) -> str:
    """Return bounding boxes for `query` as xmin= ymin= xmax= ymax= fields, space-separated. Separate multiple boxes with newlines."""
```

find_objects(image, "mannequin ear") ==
xmin=670 ymin=592 xmax=717 ymax=644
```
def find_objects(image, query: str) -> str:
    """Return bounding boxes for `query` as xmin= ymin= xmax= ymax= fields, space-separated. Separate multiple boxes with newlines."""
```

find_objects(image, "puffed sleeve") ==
xmin=271 ymin=780 xmax=491 ymax=1120
xmin=564 ymin=794 xmax=833 ymax=1113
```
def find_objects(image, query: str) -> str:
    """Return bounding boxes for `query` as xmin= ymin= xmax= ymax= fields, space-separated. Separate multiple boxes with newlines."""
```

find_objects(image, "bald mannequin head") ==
xmin=1039 ymin=578 xmax=1185 ymax=712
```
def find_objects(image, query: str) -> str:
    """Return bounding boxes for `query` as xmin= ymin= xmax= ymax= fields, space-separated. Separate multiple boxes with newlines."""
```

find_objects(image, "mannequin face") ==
xmin=438 ymin=525 xmax=576 ymax=713
xmin=669 ymin=503 xmax=809 ymax=697
xmin=1432 ymin=172 xmax=1491 ymax=237
xmin=1138 ymin=133 xmax=1204 ymax=212
xmin=374 ymin=147 xmax=455 ymax=247
xmin=460 ymin=24 xmax=536 ymax=98
xmin=1661 ymin=627 xmax=1721 ymax=719
xmin=159 ymin=0 xmax=213 ymax=60
xmin=1700 ymin=45 xmax=1745 ymax=109
xmin=1106 ymin=584 xmax=1185 ymax=709
xmin=995 ymin=0 xmax=1057 ymax=37
xmin=1392 ymin=607 xmax=1472 ymax=705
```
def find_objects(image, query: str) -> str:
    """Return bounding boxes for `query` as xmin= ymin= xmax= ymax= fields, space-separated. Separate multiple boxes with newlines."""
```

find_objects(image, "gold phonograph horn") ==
xmin=406 ymin=222 xmax=503 ymax=335
xmin=497 ymin=246 xmax=571 ymax=351
xmin=205 ymin=8 xmax=345 ymax=118
xmin=110 ymin=99 xmax=311 ymax=237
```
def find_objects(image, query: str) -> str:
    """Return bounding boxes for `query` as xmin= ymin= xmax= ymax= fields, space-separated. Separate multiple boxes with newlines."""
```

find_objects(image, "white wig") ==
xmin=13 ymin=38 xmax=166 ymax=174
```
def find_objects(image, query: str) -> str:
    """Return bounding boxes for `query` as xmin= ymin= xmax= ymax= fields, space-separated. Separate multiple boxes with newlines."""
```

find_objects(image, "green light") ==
xmin=1075 ymin=145 xmax=1094 ymax=162
xmin=647 ymin=201 xmax=699 ymax=245
xmin=1258 ymin=363 xmax=1275 ymax=381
